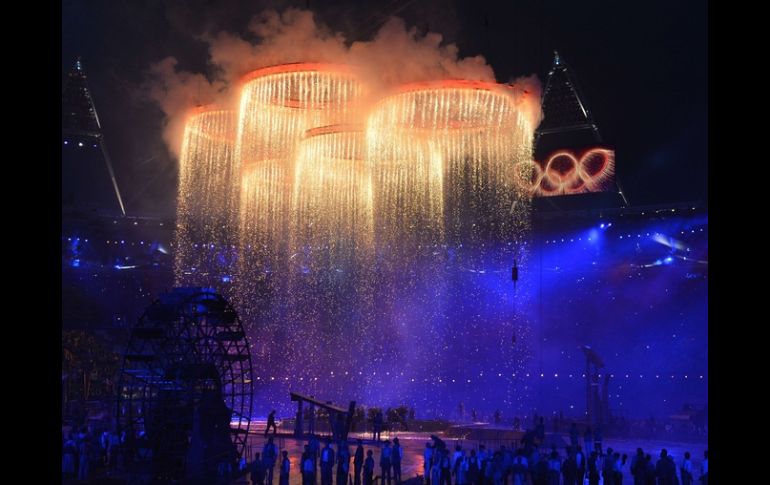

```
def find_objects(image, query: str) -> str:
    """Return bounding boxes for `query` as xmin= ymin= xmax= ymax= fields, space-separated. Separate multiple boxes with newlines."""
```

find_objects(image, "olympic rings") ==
xmin=514 ymin=147 xmax=615 ymax=196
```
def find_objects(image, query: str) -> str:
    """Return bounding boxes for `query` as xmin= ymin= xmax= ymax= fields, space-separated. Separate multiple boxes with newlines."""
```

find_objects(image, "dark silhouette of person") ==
xmin=364 ymin=450 xmax=375 ymax=485
xmin=644 ymin=455 xmax=655 ymax=485
xmin=511 ymin=449 xmax=528 ymax=485
xmin=310 ymin=434 xmax=321 ymax=462
xmin=440 ymin=446 xmax=452 ymax=485
xmin=680 ymin=452 xmax=693 ymax=485
xmin=534 ymin=452 xmax=549 ymax=485
xmin=280 ymin=451 xmax=290 ymax=485
xmin=392 ymin=437 xmax=404 ymax=484
xmin=562 ymin=449 xmax=577 ymax=485
xmin=631 ymin=448 xmax=646 ymax=485
xmin=337 ymin=442 xmax=350 ymax=485
xmin=252 ymin=452 xmax=266 ymax=485
xmin=575 ymin=445 xmax=585 ymax=484
xmin=486 ymin=445 xmax=498 ymax=485
xmin=614 ymin=452 xmax=626 ymax=485
xmin=477 ymin=445 xmax=488 ymax=485
xmin=77 ymin=434 xmax=92 ymax=482
xmin=354 ymin=439 xmax=365 ymax=485
xmin=494 ymin=410 xmax=502 ymax=425
xmin=374 ymin=411 xmax=384 ymax=442
xmin=321 ymin=439 xmax=336 ymax=485
xmin=602 ymin=448 xmax=615 ymax=485
xmin=468 ymin=449 xmax=480 ymax=485
xmin=381 ymin=440 xmax=393 ymax=485
xmin=424 ymin=442 xmax=434 ymax=485
xmin=655 ymin=449 xmax=675 ymax=485
xmin=263 ymin=436 xmax=278 ymax=485
xmin=587 ymin=451 xmax=600 ymax=485
xmin=266 ymin=410 xmax=278 ymax=436
xmin=302 ymin=445 xmax=316 ymax=485
xmin=547 ymin=450 xmax=561 ymax=485
xmin=699 ymin=450 xmax=707 ymax=485
xmin=484 ymin=447 xmax=495 ymax=485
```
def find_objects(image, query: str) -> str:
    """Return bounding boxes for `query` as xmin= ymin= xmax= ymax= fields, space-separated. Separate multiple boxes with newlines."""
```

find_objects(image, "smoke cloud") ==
xmin=146 ymin=8 xmax=542 ymax=157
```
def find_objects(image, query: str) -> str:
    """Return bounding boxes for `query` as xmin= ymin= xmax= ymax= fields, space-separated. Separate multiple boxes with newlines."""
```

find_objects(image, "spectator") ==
xmin=392 ymin=438 xmax=404 ymax=484
xmin=280 ymin=451 xmax=291 ymax=485
xmin=265 ymin=410 xmax=278 ymax=437
xmin=364 ymin=450 xmax=375 ymax=485
xmin=263 ymin=436 xmax=278 ymax=485
xmin=355 ymin=439 xmax=365 ymax=485
xmin=424 ymin=442 xmax=434 ymax=485
xmin=252 ymin=453 xmax=266 ymax=485
xmin=680 ymin=452 xmax=693 ymax=485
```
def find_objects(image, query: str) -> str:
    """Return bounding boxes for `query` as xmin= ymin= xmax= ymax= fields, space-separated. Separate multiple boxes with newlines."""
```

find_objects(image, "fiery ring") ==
xmin=515 ymin=148 xmax=615 ymax=196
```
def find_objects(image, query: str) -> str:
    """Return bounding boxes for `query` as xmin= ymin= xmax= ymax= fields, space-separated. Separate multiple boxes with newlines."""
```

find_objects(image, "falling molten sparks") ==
xmin=237 ymin=63 xmax=366 ymax=263
xmin=290 ymin=124 xmax=374 ymax=266
xmin=367 ymin=80 xmax=535 ymax=255
xmin=174 ymin=107 xmax=238 ymax=288
xmin=175 ymin=64 xmax=540 ymax=409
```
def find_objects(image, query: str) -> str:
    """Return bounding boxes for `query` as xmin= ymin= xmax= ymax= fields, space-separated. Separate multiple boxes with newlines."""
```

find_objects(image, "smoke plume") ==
xmin=146 ymin=8 xmax=542 ymax=157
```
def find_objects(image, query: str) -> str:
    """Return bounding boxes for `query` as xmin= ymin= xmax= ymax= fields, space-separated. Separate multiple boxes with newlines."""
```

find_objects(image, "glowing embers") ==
xmin=174 ymin=107 xmax=238 ymax=287
xmin=514 ymin=148 xmax=615 ymax=196
xmin=369 ymin=80 xmax=535 ymax=248
xmin=290 ymin=125 xmax=374 ymax=267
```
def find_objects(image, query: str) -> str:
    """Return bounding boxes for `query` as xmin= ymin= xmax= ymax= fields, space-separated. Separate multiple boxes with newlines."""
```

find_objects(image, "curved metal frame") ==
xmin=116 ymin=287 xmax=253 ymax=480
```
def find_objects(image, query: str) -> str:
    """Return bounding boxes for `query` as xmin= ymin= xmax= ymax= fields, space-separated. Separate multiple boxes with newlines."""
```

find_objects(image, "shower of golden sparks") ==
xmin=174 ymin=107 xmax=238 ymax=288
xmin=366 ymin=97 xmax=444 ymax=261
xmin=237 ymin=63 xmax=365 ymax=259
xmin=367 ymin=80 xmax=536 ymax=254
xmin=174 ymin=64 xmax=540 ymax=399
xmin=236 ymin=63 xmax=366 ymax=360
xmin=290 ymin=124 xmax=374 ymax=268
xmin=287 ymin=125 xmax=376 ymax=372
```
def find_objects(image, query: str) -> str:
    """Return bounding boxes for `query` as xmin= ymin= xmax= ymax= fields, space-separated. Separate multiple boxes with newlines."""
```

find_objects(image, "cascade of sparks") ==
xmin=174 ymin=108 xmax=238 ymax=291
xmin=287 ymin=125 xmax=375 ymax=375
xmin=290 ymin=124 xmax=374 ymax=266
xmin=236 ymin=64 xmax=365 ymax=363
xmin=369 ymin=81 xmax=534 ymax=247
xmin=175 ymin=66 xmax=539 ymax=414
xmin=237 ymin=64 xmax=364 ymax=259
xmin=365 ymin=81 xmax=536 ymax=407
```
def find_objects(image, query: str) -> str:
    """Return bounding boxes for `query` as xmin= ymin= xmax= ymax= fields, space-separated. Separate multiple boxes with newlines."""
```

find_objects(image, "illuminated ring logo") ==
xmin=514 ymin=148 xmax=615 ymax=196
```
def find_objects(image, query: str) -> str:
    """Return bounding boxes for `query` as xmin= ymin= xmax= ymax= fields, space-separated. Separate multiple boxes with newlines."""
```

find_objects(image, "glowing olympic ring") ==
xmin=514 ymin=148 xmax=615 ymax=196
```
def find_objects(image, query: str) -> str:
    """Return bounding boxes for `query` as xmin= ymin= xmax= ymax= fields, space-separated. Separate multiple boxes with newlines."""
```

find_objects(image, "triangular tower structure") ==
xmin=62 ymin=58 xmax=126 ymax=216
xmin=534 ymin=51 xmax=628 ymax=206
xmin=534 ymin=51 xmax=602 ymax=158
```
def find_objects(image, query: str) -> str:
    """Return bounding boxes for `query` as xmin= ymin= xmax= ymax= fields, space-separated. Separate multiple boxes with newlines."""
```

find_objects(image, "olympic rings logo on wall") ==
xmin=513 ymin=147 xmax=615 ymax=197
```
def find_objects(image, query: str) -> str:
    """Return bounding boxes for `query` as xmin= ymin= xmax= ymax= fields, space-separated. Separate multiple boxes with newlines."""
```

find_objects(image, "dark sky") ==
xmin=62 ymin=0 xmax=707 ymax=216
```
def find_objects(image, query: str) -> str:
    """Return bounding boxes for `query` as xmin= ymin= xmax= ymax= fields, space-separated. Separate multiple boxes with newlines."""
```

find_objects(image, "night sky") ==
xmin=62 ymin=0 xmax=707 ymax=217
